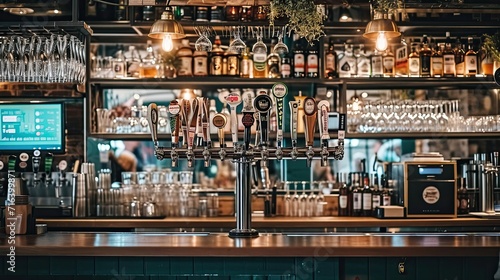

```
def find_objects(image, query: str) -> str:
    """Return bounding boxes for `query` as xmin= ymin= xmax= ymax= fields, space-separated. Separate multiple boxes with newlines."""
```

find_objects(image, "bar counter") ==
xmin=38 ymin=216 xmax=500 ymax=230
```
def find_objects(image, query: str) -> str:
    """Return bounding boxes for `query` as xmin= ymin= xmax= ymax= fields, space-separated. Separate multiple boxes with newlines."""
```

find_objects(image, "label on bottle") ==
xmin=443 ymin=54 xmax=455 ymax=76
xmin=211 ymin=55 xmax=222 ymax=76
xmin=456 ymin=61 xmax=465 ymax=76
xmin=193 ymin=56 xmax=208 ymax=76
xmin=306 ymin=54 xmax=318 ymax=76
xmin=420 ymin=56 xmax=431 ymax=76
xmin=362 ymin=193 xmax=372 ymax=210
xmin=339 ymin=195 xmax=348 ymax=208
xmin=372 ymin=196 xmax=381 ymax=209
xmin=383 ymin=195 xmax=391 ymax=206
xmin=431 ymin=57 xmax=443 ymax=77
xmin=339 ymin=57 xmax=351 ymax=77
xmin=371 ymin=56 xmax=383 ymax=76
xmin=113 ymin=61 xmax=125 ymax=78
xmin=465 ymin=55 xmax=477 ymax=76
xmin=227 ymin=56 xmax=239 ymax=76
xmin=353 ymin=193 xmax=362 ymax=210
xmin=409 ymin=57 xmax=420 ymax=76
xmin=281 ymin=63 xmax=291 ymax=77
xmin=357 ymin=57 xmax=370 ymax=77
xmin=253 ymin=53 xmax=267 ymax=72
xmin=395 ymin=45 xmax=408 ymax=76
xmin=240 ymin=58 xmax=250 ymax=77
xmin=294 ymin=53 xmax=305 ymax=73
xmin=383 ymin=56 xmax=395 ymax=76
xmin=325 ymin=53 xmax=336 ymax=74
xmin=178 ymin=57 xmax=193 ymax=76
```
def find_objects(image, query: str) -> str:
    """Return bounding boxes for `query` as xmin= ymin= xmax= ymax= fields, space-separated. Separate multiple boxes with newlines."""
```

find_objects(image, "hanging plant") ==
xmin=371 ymin=0 xmax=398 ymax=13
xmin=268 ymin=0 xmax=326 ymax=44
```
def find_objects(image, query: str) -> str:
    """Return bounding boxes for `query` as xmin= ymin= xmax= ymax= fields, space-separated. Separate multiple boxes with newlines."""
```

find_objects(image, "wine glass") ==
xmin=228 ymin=26 xmax=246 ymax=54
xmin=273 ymin=26 xmax=289 ymax=55
xmin=194 ymin=26 xmax=212 ymax=52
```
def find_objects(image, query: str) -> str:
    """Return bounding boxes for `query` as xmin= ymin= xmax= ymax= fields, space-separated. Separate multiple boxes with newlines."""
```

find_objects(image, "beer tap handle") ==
xmin=226 ymin=91 xmax=242 ymax=151
xmin=213 ymin=113 xmax=228 ymax=161
xmin=32 ymin=150 xmax=42 ymax=182
xmin=196 ymin=97 xmax=204 ymax=147
xmin=317 ymin=100 xmax=330 ymax=167
xmin=147 ymin=103 xmax=159 ymax=147
xmin=253 ymin=94 xmax=273 ymax=148
xmin=289 ymin=100 xmax=299 ymax=160
xmin=493 ymin=151 xmax=499 ymax=167
xmin=201 ymin=98 xmax=211 ymax=167
xmin=187 ymin=98 xmax=199 ymax=168
xmin=272 ymin=83 xmax=288 ymax=160
xmin=44 ymin=153 xmax=54 ymax=183
xmin=303 ymin=97 xmax=318 ymax=167
xmin=180 ymin=99 xmax=191 ymax=147
xmin=168 ymin=100 xmax=181 ymax=166
xmin=241 ymin=90 xmax=255 ymax=151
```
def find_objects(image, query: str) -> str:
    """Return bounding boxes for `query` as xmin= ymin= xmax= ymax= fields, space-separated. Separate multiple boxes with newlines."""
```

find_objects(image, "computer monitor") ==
xmin=0 ymin=101 xmax=65 ymax=153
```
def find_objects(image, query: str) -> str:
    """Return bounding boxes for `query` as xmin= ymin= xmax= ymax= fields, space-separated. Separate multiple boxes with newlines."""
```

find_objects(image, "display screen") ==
xmin=0 ymin=102 xmax=64 ymax=152
xmin=418 ymin=167 xmax=443 ymax=175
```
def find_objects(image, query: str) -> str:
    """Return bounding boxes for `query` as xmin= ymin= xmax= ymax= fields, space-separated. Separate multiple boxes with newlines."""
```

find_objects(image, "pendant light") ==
xmin=148 ymin=1 xmax=186 ymax=52
xmin=363 ymin=1 xmax=400 ymax=52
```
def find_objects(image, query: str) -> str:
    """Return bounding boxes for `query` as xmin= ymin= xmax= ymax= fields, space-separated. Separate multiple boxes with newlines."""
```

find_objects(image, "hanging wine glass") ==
xmin=194 ymin=26 xmax=212 ymax=52
xmin=273 ymin=26 xmax=289 ymax=55
xmin=228 ymin=26 xmax=246 ymax=54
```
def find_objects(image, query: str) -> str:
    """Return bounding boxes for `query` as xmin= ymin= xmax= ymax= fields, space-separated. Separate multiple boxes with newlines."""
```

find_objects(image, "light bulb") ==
xmin=162 ymin=34 xmax=174 ymax=52
xmin=375 ymin=32 xmax=388 ymax=52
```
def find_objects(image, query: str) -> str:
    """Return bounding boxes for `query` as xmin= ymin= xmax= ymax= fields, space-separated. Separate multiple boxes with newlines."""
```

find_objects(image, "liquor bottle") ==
xmin=112 ymin=46 xmax=126 ymax=78
xmin=408 ymin=42 xmax=420 ymax=77
xmin=293 ymin=35 xmax=306 ymax=78
xmin=85 ymin=0 xmax=98 ymax=21
xmin=193 ymin=48 xmax=208 ymax=77
xmin=142 ymin=6 xmax=155 ymax=21
xmin=126 ymin=45 xmax=141 ymax=78
xmin=115 ymin=0 xmax=126 ymax=20
xmin=457 ymin=177 xmax=469 ymax=215
xmin=419 ymin=35 xmax=432 ymax=77
xmin=351 ymin=173 xmax=362 ymax=216
xmin=464 ymin=37 xmax=478 ymax=77
xmin=267 ymin=39 xmax=281 ymax=79
xmin=195 ymin=6 xmax=209 ymax=21
xmin=338 ymin=174 xmax=349 ymax=216
xmin=362 ymin=176 xmax=372 ymax=217
xmin=382 ymin=47 xmax=395 ymax=77
xmin=338 ymin=43 xmax=351 ymax=77
xmin=370 ymin=49 xmax=383 ymax=77
xmin=226 ymin=49 xmax=239 ymax=77
xmin=395 ymin=37 xmax=409 ymax=77
xmin=324 ymin=37 xmax=338 ymax=79
xmin=252 ymin=35 xmax=268 ymax=78
xmin=356 ymin=44 xmax=371 ymax=78
xmin=210 ymin=6 xmax=223 ymax=22
xmin=454 ymin=37 xmax=465 ymax=77
xmin=306 ymin=42 xmax=319 ymax=78
xmin=371 ymin=174 xmax=381 ymax=215
xmin=176 ymin=39 xmax=193 ymax=77
xmin=348 ymin=44 xmax=358 ymax=77
xmin=210 ymin=35 xmax=224 ymax=76
xmin=240 ymin=47 xmax=251 ymax=78
xmin=281 ymin=53 xmax=292 ymax=78
xmin=443 ymin=32 xmax=456 ymax=77
xmin=431 ymin=43 xmax=443 ymax=77
xmin=382 ymin=185 xmax=391 ymax=206
xmin=139 ymin=40 xmax=157 ymax=78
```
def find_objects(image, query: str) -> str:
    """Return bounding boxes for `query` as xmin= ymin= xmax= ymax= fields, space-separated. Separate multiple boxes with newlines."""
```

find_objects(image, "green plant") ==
xmin=371 ymin=0 xmax=398 ymax=12
xmin=483 ymin=33 xmax=500 ymax=62
xmin=268 ymin=0 xmax=325 ymax=44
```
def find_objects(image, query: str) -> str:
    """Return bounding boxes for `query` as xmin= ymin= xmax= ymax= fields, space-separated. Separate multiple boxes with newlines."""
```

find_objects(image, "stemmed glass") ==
xmin=56 ymin=34 xmax=69 ymax=82
xmin=228 ymin=26 xmax=246 ymax=54
xmin=194 ymin=26 xmax=212 ymax=52
xmin=273 ymin=26 xmax=289 ymax=55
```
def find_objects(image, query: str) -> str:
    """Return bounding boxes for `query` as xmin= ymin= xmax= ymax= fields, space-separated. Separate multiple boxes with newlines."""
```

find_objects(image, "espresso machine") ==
xmin=0 ymin=151 xmax=76 ymax=218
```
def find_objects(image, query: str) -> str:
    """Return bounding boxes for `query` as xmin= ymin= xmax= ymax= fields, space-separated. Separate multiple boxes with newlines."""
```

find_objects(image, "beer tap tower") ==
xmin=147 ymin=83 xmax=345 ymax=238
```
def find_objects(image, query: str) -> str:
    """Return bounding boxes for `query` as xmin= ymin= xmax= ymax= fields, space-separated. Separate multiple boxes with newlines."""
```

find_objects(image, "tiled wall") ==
xmin=0 ymin=256 xmax=498 ymax=280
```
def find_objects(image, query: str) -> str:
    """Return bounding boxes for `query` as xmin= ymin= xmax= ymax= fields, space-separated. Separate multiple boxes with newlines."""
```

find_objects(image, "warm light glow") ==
xmin=162 ymin=34 xmax=174 ymax=52
xmin=340 ymin=15 xmax=349 ymax=21
xmin=375 ymin=32 xmax=388 ymax=51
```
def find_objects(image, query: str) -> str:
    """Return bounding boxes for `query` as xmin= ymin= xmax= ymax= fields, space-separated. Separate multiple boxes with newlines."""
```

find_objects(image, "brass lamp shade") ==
xmin=148 ymin=8 xmax=186 ymax=40
xmin=363 ymin=18 xmax=400 ymax=40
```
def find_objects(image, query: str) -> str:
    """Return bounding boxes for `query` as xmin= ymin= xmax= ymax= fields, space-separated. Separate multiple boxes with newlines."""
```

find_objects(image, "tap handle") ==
xmin=303 ymin=97 xmax=318 ymax=147
xmin=168 ymin=100 xmax=181 ymax=147
xmin=226 ymin=92 xmax=242 ymax=147
xmin=242 ymin=111 xmax=255 ymax=150
xmin=147 ymin=103 xmax=159 ymax=146
xmin=289 ymin=101 xmax=299 ymax=144
xmin=272 ymin=83 xmax=288 ymax=147
xmin=254 ymin=94 xmax=273 ymax=147
xmin=32 ymin=150 xmax=42 ymax=174
xmin=493 ymin=152 xmax=499 ymax=167
xmin=44 ymin=153 xmax=54 ymax=176
xmin=213 ymin=113 xmax=227 ymax=149
xmin=317 ymin=100 xmax=330 ymax=143
xmin=8 ymin=155 xmax=17 ymax=173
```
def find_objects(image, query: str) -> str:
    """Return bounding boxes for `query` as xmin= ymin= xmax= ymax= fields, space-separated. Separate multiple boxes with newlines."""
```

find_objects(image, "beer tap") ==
xmin=481 ymin=151 xmax=499 ymax=214
xmin=241 ymin=90 xmax=255 ymax=151
xmin=44 ymin=153 xmax=54 ymax=187
xmin=180 ymin=99 xmax=191 ymax=148
xmin=271 ymin=83 xmax=288 ymax=160
xmin=226 ymin=90 xmax=242 ymax=152
xmin=201 ymin=97 xmax=212 ymax=167
xmin=303 ymin=97 xmax=318 ymax=167
xmin=186 ymin=98 xmax=199 ymax=168
xmin=147 ymin=103 xmax=163 ymax=161
xmin=317 ymin=100 xmax=330 ymax=167
xmin=212 ymin=113 xmax=228 ymax=161
xmin=57 ymin=160 xmax=68 ymax=187
xmin=196 ymin=97 xmax=204 ymax=148
xmin=289 ymin=100 xmax=299 ymax=160
xmin=32 ymin=150 xmax=42 ymax=185
xmin=254 ymin=94 xmax=273 ymax=190
xmin=168 ymin=100 xmax=181 ymax=165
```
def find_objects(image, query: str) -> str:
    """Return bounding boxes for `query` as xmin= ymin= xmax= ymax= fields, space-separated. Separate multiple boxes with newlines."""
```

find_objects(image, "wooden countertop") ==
xmin=2 ymin=232 xmax=499 ymax=257
xmin=38 ymin=216 xmax=500 ymax=229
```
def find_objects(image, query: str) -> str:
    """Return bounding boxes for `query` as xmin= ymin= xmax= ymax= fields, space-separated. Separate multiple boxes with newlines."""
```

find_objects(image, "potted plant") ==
xmin=482 ymin=33 xmax=500 ymax=74
xmin=268 ymin=0 xmax=326 ymax=44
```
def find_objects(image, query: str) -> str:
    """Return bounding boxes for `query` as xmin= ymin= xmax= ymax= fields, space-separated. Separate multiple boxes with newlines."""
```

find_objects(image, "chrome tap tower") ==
xmin=147 ymin=83 xmax=345 ymax=238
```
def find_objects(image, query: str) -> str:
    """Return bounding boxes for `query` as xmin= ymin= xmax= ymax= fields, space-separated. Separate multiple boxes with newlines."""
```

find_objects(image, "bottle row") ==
xmin=92 ymin=32 xmax=498 ymax=81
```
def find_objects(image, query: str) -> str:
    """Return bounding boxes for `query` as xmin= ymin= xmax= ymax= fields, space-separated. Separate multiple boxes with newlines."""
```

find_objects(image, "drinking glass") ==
xmin=194 ymin=26 xmax=212 ymax=52
xmin=273 ymin=27 xmax=289 ymax=55
xmin=228 ymin=26 xmax=246 ymax=54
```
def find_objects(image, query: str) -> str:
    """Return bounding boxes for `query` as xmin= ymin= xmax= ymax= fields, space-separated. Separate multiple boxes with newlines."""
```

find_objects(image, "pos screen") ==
xmin=0 ymin=102 xmax=65 ymax=153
